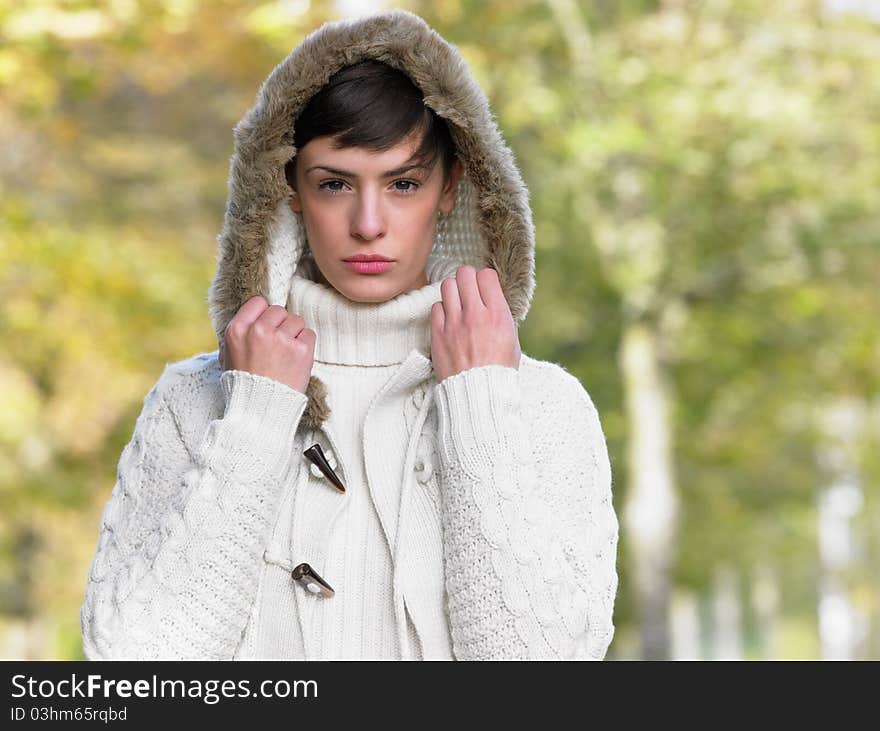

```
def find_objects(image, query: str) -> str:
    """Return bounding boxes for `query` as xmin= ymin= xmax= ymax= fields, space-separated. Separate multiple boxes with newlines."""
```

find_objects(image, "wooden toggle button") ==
xmin=303 ymin=443 xmax=346 ymax=493
xmin=291 ymin=562 xmax=335 ymax=598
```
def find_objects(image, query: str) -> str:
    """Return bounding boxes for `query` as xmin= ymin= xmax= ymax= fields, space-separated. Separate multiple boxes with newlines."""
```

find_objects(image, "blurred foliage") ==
xmin=0 ymin=0 xmax=877 ymax=659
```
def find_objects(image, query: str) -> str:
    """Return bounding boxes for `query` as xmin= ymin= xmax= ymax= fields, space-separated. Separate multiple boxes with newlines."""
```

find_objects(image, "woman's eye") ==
xmin=318 ymin=180 xmax=346 ymax=194
xmin=394 ymin=180 xmax=419 ymax=193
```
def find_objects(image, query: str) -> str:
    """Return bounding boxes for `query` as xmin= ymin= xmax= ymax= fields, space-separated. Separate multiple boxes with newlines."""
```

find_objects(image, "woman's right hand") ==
xmin=219 ymin=295 xmax=315 ymax=395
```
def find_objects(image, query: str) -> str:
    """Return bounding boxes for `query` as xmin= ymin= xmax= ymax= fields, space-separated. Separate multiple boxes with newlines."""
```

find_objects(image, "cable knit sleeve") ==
xmin=433 ymin=363 xmax=619 ymax=660
xmin=80 ymin=364 xmax=309 ymax=660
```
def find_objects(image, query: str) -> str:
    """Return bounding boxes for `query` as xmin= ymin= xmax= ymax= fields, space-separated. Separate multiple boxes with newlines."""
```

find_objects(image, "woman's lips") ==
xmin=343 ymin=260 xmax=395 ymax=274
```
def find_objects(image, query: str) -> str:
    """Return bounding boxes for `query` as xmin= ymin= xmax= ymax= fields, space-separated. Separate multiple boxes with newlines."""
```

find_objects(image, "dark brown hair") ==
xmin=284 ymin=60 xmax=457 ymax=189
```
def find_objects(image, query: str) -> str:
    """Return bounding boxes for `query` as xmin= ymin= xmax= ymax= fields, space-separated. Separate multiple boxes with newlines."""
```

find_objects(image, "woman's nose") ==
xmin=350 ymin=192 xmax=386 ymax=240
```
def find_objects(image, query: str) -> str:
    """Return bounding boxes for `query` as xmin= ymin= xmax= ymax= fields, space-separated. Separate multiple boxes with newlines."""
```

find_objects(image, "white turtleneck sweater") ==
xmin=80 ymin=273 xmax=619 ymax=660
xmin=280 ymin=274 xmax=445 ymax=659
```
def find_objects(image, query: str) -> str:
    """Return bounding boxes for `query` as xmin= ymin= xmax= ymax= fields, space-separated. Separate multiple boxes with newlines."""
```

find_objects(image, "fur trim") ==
xmin=207 ymin=9 xmax=536 ymax=429
xmin=300 ymin=374 xmax=330 ymax=432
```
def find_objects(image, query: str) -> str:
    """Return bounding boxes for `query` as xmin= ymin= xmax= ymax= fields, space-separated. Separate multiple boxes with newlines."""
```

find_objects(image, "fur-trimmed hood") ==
xmin=207 ymin=9 xmax=536 ymax=430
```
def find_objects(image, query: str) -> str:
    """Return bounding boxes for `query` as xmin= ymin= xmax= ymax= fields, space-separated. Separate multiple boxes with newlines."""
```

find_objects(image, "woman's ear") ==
xmin=284 ymin=157 xmax=302 ymax=213
xmin=439 ymin=158 xmax=464 ymax=215
xmin=288 ymin=188 xmax=302 ymax=214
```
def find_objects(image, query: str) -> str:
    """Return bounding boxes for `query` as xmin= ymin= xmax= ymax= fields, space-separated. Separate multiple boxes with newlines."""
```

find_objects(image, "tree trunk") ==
xmin=752 ymin=562 xmax=781 ymax=659
xmin=817 ymin=400 xmax=867 ymax=659
xmin=670 ymin=588 xmax=701 ymax=659
xmin=711 ymin=564 xmax=743 ymax=659
xmin=620 ymin=321 xmax=679 ymax=659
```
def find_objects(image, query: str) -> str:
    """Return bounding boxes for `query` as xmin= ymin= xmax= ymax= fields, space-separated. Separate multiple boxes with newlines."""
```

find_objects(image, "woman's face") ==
xmin=289 ymin=132 xmax=462 ymax=303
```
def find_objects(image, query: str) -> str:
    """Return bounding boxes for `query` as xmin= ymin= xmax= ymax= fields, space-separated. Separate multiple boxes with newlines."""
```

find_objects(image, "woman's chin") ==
xmin=317 ymin=262 xmax=430 ymax=302
xmin=332 ymin=274 xmax=401 ymax=304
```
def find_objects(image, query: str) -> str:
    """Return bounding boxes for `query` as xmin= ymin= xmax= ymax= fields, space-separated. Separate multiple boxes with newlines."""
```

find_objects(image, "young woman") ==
xmin=81 ymin=9 xmax=619 ymax=660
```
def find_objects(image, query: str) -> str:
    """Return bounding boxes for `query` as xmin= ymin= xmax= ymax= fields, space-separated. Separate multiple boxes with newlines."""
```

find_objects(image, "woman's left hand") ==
xmin=430 ymin=265 xmax=522 ymax=383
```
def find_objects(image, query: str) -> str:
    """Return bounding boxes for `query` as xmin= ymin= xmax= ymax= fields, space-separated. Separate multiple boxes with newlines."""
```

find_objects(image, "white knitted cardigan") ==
xmin=80 ymin=10 xmax=620 ymax=660
xmin=80 ymin=277 xmax=618 ymax=660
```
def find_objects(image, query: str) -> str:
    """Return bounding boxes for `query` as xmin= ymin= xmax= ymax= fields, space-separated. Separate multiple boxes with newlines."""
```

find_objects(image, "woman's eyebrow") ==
xmin=305 ymin=163 xmax=430 ymax=178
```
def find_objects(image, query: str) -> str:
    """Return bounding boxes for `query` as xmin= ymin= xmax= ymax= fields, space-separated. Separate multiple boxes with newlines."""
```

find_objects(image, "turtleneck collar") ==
xmin=286 ymin=273 xmax=443 ymax=366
